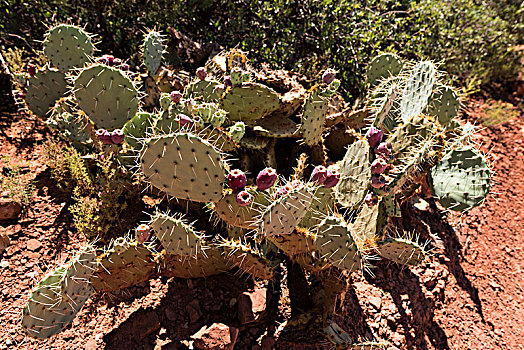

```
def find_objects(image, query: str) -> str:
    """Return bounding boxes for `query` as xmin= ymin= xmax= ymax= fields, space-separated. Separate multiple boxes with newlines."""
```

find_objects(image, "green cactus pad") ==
xmin=143 ymin=31 xmax=165 ymax=76
xmin=299 ymin=187 xmax=335 ymax=228
xmin=74 ymin=64 xmax=139 ymax=129
xmin=335 ymin=140 xmax=371 ymax=208
xmin=238 ymin=136 xmax=270 ymax=150
xmin=25 ymin=68 xmax=67 ymax=117
xmin=429 ymin=147 xmax=491 ymax=212
xmin=252 ymin=114 xmax=300 ymax=138
xmin=221 ymin=83 xmax=280 ymax=121
xmin=382 ymin=194 xmax=401 ymax=218
xmin=267 ymin=229 xmax=315 ymax=257
xmin=151 ymin=213 xmax=204 ymax=256
xmin=366 ymin=53 xmax=403 ymax=85
xmin=314 ymin=216 xmax=362 ymax=272
xmin=351 ymin=202 xmax=380 ymax=246
xmin=200 ymin=127 xmax=237 ymax=153
xmin=400 ymin=61 xmax=437 ymax=122
xmin=47 ymin=107 xmax=91 ymax=148
xmin=377 ymin=238 xmax=427 ymax=266
xmin=90 ymin=239 xmax=156 ymax=292
xmin=427 ymin=85 xmax=460 ymax=125
xmin=214 ymin=190 xmax=268 ymax=229
xmin=223 ymin=240 xmax=275 ymax=280
xmin=140 ymin=133 xmax=226 ymax=202
xmin=43 ymin=24 xmax=94 ymax=71
xmin=260 ymin=185 xmax=314 ymax=237
xmin=159 ymin=248 xmax=233 ymax=278
xmin=301 ymin=89 xmax=329 ymax=146
xmin=185 ymin=79 xmax=223 ymax=102
xmin=122 ymin=112 xmax=156 ymax=151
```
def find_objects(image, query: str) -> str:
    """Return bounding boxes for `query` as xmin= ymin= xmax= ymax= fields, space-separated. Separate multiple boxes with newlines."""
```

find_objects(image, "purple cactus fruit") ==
xmin=196 ymin=67 xmax=207 ymax=81
xmin=322 ymin=68 xmax=336 ymax=84
xmin=177 ymin=113 xmax=193 ymax=127
xmin=256 ymin=167 xmax=277 ymax=191
xmin=113 ymin=58 xmax=122 ymax=66
xmin=310 ymin=165 xmax=328 ymax=185
xmin=135 ymin=224 xmax=151 ymax=245
xmin=370 ymin=157 xmax=387 ymax=175
xmin=105 ymin=55 xmax=115 ymax=66
xmin=120 ymin=63 xmax=130 ymax=71
xmin=27 ymin=64 xmax=36 ymax=77
xmin=364 ymin=192 xmax=379 ymax=206
xmin=170 ymin=90 xmax=182 ymax=103
xmin=227 ymin=169 xmax=247 ymax=191
xmin=291 ymin=179 xmax=304 ymax=189
xmin=236 ymin=190 xmax=253 ymax=207
xmin=366 ymin=126 xmax=383 ymax=148
xmin=374 ymin=142 xmax=392 ymax=156
xmin=96 ymin=128 xmax=113 ymax=145
xmin=111 ymin=129 xmax=125 ymax=144
xmin=224 ymin=75 xmax=232 ymax=87
xmin=324 ymin=168 xmax=340 ymax=188
xmin=97 ymin=56 xmax=108 ymax=65
xmin=371 ymin=174 xmax=386 ymax=189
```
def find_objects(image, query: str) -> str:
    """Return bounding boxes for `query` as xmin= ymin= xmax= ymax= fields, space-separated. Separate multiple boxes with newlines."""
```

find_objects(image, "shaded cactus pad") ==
xmin=25 ymin=69 xmax=67 ymax=117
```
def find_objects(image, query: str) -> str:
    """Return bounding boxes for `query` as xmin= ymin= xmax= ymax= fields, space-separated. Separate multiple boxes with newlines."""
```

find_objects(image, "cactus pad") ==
xmin=214 ymin=190 xmax=267 ymax=229
xmin=185 ymin=80 xmax=223 ymax=102
xmin=122 ymin=112 xmax=156 ymax=151
xmin=43 ymin=24 xmax=94 ymax=71
xmin=400 ymin=61 xmax=436 ymax=122
xmin=335 ymin=140 xmax=371 ymax=208
xmin=267 ymin=229 xmax=315 ymax=257
xmin=429 ymin=147 xmax=491 ymax=212
xmin=159 ymin=248 xmax=233 ymax=278
xmin=140 ymin=133 xmax=226 ymax=202
xmin=260 ymin=185 xmax=314 ymax=237
xmin=74 ymin=64 xmax=139 ymax=129
xmin=314 ymin=216 xmax=362 ymax=272
xmin=300 ymin=187 xmax=335 ymax=228
xmin=90 ymin=239 xmax=156 ymax=292
xmin=25 ymin=69 xmax=67 ymax=117
xmin=221 ymin=83 xmax=280 ymax=121
xmin=151 ymin=212 xmax=205 ymax=256
xmin=238 ymin=136 xmax=270 ymax=150
xmin=253 ymin=114 xmax=300 ymax=138
xmin=351 ymin=202 xmax=380 ymax=247
xmin=366 ymin=53 xmax=403 ymax=85
xmin=427 ymin=85 xmax=460 ymax=125
xmin=143 ymin=31 xmax=165 ymax=76
xmin=301 ymin=90 xmax=329 ymax=146
xmin=376 ymin=238 xmax=427 ymax=266
xmin=223 ymin=240 xmax=275 ymax=280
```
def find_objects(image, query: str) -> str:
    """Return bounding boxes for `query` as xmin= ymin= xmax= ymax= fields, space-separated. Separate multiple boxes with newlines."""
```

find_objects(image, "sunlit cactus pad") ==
xmin=25 ymin=68 xmax=67 ymax=117
xmin=150 ymin=212 xmax=204 ymax=256
xmin=140 ymin=133 xmax=226 ymax=202
xmin=376 ymin=238 xmax=428 ymax=266
xmin=366 ymin=53 xmax=403 ymax=85
xmin=335 ymin=140 xmax=371 ymax=208
xmin=221 ymin=83 xmax=280 ymax=121
xmin=74 ymin=64 xmax=139 ymax=129
xmin=43 ymin=24 xmax=94 ymax=71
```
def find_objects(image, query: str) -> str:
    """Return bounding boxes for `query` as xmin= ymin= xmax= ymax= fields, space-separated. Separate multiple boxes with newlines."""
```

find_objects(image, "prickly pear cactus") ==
xmin=43 ymin=24 xmax=94 ymax=71
xmin=400 ymin=61 xmax=436 ymax=122
xmin=140 ymin=133 xmax=227 ymax=202
xmin=301 ymin=89 xmax=329 ymax=146
xmin=221 ymin=83 xmax=280 ymax=121
xmin=429 ymin=147 xmax=491 ymax=212
xmin=376 ymin=237 xmax=428 ymax=266
xmin=366 ymin=53 xmax=403 ymax=85
xmin=122 ymin=112 xmax=156 ymax=151
xmin=150 ymin=212 xmax=205 ymax=256
xmin=252 ymin=113 xmax=300 ymax=138
xmin=159 ymin=247 xmax=233 ymax=278
xmin=213 ymin=189 xmax=268 ymax=229
xmin=185 ymin=79 xmax=224 ymax=102
xmin=427 ymin=85 xmax=460 ymax=125
xmin=222 ymin=239 xmax=275 ymax=280
xmin=74 ymin=64 xmax=139 ymax=129
xmin=25 ymin=68 xmax=67 ymax=117
xmin=335 ymin=140 xmax=371 ymax=208
xmin=143 ymin=30 xmax=165 ymax=76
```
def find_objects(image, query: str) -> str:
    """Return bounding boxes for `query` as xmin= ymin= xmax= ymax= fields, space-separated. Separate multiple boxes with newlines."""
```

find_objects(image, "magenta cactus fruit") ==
xmin=256 ymin=167 xmax=277 ymax=191
xmin=97 ymin=56 xmax=108 ymax=65
xmin=177 ymin=113 xmax=193 ymax=127
xmin=120 ymin=63 xmax=130 ymax=71
xmin=105 ymin=55 xmax=115 ymax=66
xmin=371 ymin=175 xmax=386 ymax=189
xmin=370 ymin=157 xmax=387 ymax=175
xmin=364 ymin=192 xmax=379 ymax=206
xmin=96 ymin=128 xmax=112 ymax=145
xmin=170 ymin=90 xmax=182 ymax=103
xmin=236 ymin=190 xmax=253 ymax=207
xmin=196 ymin=67 xmax=207 ymax=81
xmin=135 ymin=224 xmax=151 ymax=245
xmin=113 ymin=58 xmax=122 ymax=66
xmin=277 ymin=183 xmax=294 ymax=198
xmin=375 ymin=142 xmax=392 ymax=156
xmin=111 ymin=129 xmax=125 ymax=144
xmin=27 ymin=64 xmax=36 ymax=77
xmin=224 ymin=75 xmax=232 ymax=87
xmin=227 ymin=169 xmax=247 ymax=191
xmin=310 ymin=165 xmax=328 ymax=185
xmin=324 ymin=168 xmax=340 ymax=188
xmin=322 ymin=68 xmax=336 ymax=84
xmin=366 ymin=126 xmax=383 ymax=148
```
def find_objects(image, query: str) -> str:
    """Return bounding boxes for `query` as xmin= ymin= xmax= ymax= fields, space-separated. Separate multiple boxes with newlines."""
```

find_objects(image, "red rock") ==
xmin=186 ymin=299 xmax=202 ymax=323
xmin=26 ymin=238 xmax=42 ymax=251
xmin=191 ymin=323 xmax=239 ymax=350
xmin=238 ymin=288 xmax=267 ymax=324
xmin=0 ymin=228 xmax=9 ymax=253
xmin=0 ymin=198 xmax=22 ymax=221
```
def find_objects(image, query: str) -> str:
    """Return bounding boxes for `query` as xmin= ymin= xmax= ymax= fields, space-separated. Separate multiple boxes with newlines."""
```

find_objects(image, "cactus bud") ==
xmin=228 ymin=122 xmax=246 ymax=142
xmin=322 ymin=68 xmax=336 ymax=84
xmin=120 ymin=63 xmax=130 ymax=71
xmin=256 ymin=167 xmax=277 ymax=191
xmin=159 ymin=93 xmax=171 ymax=110
xmin=196 ymin=67 xmax=207 ymax=81
xmin=224 ymin=75 xmax=232 ymax=87
xmin=135 ymin=224 xmax=151 ymax=244
xmin=324 ymin=167 xmax=340 ymax=188
xmin=374 ymin=142 xmax=392 ymax=156
xmin=227 ymin=169 xmax=247 ymax=191
xmin=364 ymin=192 xmax=379 ymax=206
xmin=27 ymin=64 xmax=36 ymax=77
xmin=170 ymin=90 xmax=182 ymax=104
xmin=371 ymin=174 xmax=386 ymax=189
xmin=366 ymin=127 xmax=383 ymax=148
xmin=177 ymin=113 xmax=193 ymax=127
xmin=310 ymin=165 xmax=328 ymax=185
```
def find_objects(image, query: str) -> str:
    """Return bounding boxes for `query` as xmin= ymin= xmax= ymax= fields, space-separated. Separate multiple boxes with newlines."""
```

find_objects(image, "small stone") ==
xmin=0 ymin=198 xmax=22 ymax=221
xmin=186 ymin=299 xmax=203 ymax=324
xmin=368 ymin=296 xmax=382 ymax=310
xmin=191 ymin=323 xmax=239 ymax=350
xmin=0 ymin=228 xmax=10 ymax=253
xmin=237 ymin=288 xmax=267 ymax=324
xmin=26 ymin=238 xmax=42 ymax=251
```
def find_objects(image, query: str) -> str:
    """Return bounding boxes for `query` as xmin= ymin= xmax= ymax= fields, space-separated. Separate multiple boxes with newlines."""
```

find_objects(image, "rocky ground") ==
xmin=0 ymin=95 xmax=522 ymax=349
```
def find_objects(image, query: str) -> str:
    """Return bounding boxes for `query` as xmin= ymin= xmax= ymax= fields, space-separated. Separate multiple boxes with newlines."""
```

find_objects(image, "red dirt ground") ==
xmin=0 ymin=96 xmax=522 ymax=349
